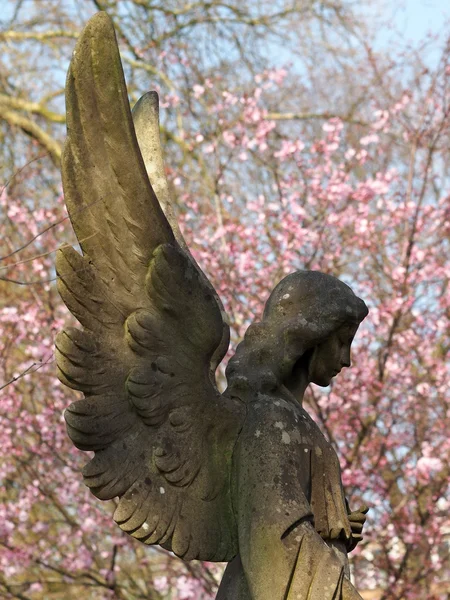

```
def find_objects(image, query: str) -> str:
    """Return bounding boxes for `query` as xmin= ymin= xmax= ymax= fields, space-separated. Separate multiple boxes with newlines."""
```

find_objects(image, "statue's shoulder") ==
xmin=238 ymin=394 xmax=315 ymax=452
xmin=248 ymin=393 xmax=301 ymax=419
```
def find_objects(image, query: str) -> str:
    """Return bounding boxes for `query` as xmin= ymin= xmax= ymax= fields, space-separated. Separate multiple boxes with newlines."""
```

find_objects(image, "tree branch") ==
xmin=0 ymin=106 xmax=61 ymax=165
xmin=0 ymin=29 xmax=78 ymax=42
xmin=266 ymin=111 xmax=368 ymax=126
xmin=0 ymin=93 xmax=65 ymax=123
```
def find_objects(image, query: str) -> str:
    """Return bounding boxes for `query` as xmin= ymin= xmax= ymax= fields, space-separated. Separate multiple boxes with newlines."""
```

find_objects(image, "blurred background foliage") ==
xmin=1 ymin=1 xmax=450 ymax=599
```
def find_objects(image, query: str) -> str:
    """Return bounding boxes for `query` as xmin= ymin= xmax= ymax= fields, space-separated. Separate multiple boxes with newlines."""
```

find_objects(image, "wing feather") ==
xmin=63 ymin=12 xmax=174 ymax=308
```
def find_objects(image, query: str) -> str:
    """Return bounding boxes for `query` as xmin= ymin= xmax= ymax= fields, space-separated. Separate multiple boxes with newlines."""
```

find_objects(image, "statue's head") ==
xmin=226 ymin=270 xmax=368 ymax=394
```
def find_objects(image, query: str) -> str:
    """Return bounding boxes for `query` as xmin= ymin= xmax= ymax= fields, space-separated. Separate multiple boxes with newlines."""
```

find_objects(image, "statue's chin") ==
xmin=313 ymin=379 xmax=332 ymax=388
xmin=310 ymin=372 xmax=333 ymax=387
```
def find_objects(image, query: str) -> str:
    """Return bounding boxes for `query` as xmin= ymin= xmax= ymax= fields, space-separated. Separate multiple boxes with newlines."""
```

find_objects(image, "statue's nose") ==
xmin=341 ymin=347 xmax=351 ymax=368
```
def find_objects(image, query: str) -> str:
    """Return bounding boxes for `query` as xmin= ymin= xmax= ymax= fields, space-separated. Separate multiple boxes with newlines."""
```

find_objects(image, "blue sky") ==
xmin=393 ymin=0 xmax=450 ymax=40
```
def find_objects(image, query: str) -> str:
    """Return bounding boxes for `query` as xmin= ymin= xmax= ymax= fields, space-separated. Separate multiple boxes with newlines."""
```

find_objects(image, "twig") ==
xmin=0 ymin=354 xmax=54 ymax=391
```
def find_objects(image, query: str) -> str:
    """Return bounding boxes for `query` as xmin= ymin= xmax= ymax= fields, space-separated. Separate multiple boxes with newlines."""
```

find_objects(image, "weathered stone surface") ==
xmin=57 ymin=12 xmax=369 ymax=599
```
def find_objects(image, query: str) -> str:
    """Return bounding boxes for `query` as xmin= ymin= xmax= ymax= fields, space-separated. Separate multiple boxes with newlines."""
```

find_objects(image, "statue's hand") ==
xmin=347 ymin=504 xmax=369 ymax=552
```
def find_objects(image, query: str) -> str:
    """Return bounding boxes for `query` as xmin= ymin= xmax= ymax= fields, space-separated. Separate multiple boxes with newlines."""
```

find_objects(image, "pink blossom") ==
xmin=193 ymin=84 xmax=205 ymax=98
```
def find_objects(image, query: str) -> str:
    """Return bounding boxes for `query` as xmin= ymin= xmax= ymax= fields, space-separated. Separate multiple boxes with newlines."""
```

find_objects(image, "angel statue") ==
xmin=56 ymin=12 xmax=370 ymax=600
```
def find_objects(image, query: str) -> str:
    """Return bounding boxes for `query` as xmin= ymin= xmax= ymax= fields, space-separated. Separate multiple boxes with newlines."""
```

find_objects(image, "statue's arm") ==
xmin=233 ymin=405 xmax=363 ymax=600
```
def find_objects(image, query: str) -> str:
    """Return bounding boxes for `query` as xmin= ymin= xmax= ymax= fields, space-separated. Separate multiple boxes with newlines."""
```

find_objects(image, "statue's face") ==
xmin=308 ymin=323 xmax=359 ymax=387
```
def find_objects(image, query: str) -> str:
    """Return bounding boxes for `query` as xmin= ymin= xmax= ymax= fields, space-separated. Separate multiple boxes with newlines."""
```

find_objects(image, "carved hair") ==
xmin=226 ymin=270 xmax=368 ymax=393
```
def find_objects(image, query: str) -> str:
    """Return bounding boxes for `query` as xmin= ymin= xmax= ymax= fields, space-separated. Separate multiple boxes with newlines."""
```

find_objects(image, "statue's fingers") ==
xmin=350 ymin=511 xmax=367 ymax=523
xmin=351 ymin=522 xmax=364 ymax=534
xmin=359 ymin=505 xmax=370 ymax=514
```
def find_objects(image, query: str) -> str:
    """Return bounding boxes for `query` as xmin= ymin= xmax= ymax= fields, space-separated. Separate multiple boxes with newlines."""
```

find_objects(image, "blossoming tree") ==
xmin=1 ymin=1 xmax=449 ymax=598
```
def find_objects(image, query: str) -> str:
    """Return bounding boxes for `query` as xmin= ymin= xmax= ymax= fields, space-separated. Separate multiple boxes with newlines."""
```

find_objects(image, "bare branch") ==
xmin=0 ymin=29 xmax=78 ymax=42
xmin=266 ymin=111 xmax=368 ymax=127
xmin=0 ymin=355 xmax=54 ymax=391
xmin=0 ymin=93 xmax=65 ymax=124
xmin=0 ymin=106 xmax=61 ymax=165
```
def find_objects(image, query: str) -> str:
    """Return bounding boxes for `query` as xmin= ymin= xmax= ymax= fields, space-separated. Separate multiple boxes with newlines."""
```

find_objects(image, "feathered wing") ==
xmin=56 ymin=12 xmax=243 ymax=561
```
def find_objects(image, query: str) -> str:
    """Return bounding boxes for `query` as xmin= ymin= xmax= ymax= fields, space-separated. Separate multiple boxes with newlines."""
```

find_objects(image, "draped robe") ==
xmin=217 ymin=393 xmax=363 ymax=600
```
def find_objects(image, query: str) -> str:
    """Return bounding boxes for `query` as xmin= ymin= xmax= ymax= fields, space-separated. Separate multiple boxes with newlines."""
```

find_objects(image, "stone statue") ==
xmin=56 ymin=12 xmax=369 ymax=599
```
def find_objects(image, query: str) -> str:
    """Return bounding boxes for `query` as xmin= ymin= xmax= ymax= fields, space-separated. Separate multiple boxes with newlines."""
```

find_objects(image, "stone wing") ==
xmin=56 ymin=12 xmax=242 ymax=561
